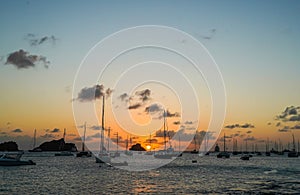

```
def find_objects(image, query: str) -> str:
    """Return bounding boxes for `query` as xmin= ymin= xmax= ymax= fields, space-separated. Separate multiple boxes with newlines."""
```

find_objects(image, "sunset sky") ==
xmin=1 ymin=1 xmax=300 ymax=151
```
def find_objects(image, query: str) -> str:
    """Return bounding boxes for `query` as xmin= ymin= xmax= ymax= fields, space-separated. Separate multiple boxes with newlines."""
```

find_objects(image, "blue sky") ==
xmin=0 ymin=0 xmax=300 ymax=149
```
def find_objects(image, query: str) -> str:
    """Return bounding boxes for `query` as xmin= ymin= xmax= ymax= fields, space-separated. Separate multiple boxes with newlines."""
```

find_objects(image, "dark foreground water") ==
xmin=1 ymin=153 xmax=299 ymax=194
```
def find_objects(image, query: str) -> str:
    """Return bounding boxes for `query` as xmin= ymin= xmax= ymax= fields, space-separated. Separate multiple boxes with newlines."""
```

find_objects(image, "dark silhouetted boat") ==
xmin=0 ymin=152 xmax=36 ymax=166
xmin=217 ymin=133 xmax=230 ymax=158
xmin=76 ymin=122 xmax=92 ymax=158
xmin=288 ymin=134 xmax=299 ymax=158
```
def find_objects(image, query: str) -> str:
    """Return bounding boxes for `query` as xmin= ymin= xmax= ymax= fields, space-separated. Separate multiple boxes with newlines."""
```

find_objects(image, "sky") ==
xmin=0 ymin=0 xmax=300 ymax=151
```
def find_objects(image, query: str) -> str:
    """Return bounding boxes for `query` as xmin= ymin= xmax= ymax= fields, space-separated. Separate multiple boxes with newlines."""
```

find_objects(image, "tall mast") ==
xmin=116 ymin=131 xmax=119 ymax=152
xmin=82 ymin=122 xmax=86 ymax=152
xmin=100 ymin=94 xmax=105 ymax=153
xmin=63 ymin=128 xmax=66 ymax=141
xmin=292 ymin=133 xmax=296 ymax=151
xmin=223 ymin=133 xmax=226 ymax=152
xmin=163 ymin=110 xmax=166 ymax=151
xmin=33 ymin=129 xmax=36 ymax=149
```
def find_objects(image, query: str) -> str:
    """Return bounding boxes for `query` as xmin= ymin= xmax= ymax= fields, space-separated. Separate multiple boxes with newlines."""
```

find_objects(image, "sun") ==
xmin=146 ymin=145 xmax=151 ymax=150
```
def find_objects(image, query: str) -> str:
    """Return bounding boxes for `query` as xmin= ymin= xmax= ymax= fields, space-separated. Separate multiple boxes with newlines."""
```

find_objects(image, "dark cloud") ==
xmin=76 ymin=84 xmax=104 ymax=102
xmin=25 ymin=34 xmax=58 ymax=46
xmin=5 ymin=49 xmax=49 ymax=69
xmin=40 ymin=133 xmax=56 ymax=139
xmin=158 ymin=110 xmax=180 ymax=119
xmin=243 ymin=136 xmax=256 ymax=141
xmin=11 ymin=128 xmax=23 ymax=133
xmin=135 ymin=89 xmax=151 ymax=102
xmin=278 ymin=126 xmax=290 ymax=132
xmin=246 ymin=131 xmax=252 ymax=134
xmin=89 ymin=125 xmax=102 ymax=130
xmin=128 ymin=103 xmax=142 ymax=110
xmin=87 ymin=133 xmax=100 ymax=139
xmin=276 ymin=106 xmax=300 ymax=122
xmin=144 ymin=138 xmax=158 ymax=144
xmin=145 ymin=103 xmax=162 ymax=113
xmin=276 ymin=122 xmax=281 ymax=127
xmin=291 ymin=125 xmax=300 ymax=130
xmin=119 ymin=93 xmax=129 ymax=101
xmin=224 ymin=123 xmax=255 ymax=129
xmin=50 ymin=128 xmax=60 ymax=133
xmin=155 ymin=130 xmax=176 ymax=138
xmin=184 ymin=121 xmax=193 ymax=125
xmin=173 ymin=121 xmax=180 ymax=125
xmin=267 ymin=122 xmax=272 ymax=125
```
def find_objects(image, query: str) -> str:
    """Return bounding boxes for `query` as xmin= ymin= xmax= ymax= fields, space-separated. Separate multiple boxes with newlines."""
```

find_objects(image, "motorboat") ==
xmin=0 ymin=152 xmax=36 ymax=166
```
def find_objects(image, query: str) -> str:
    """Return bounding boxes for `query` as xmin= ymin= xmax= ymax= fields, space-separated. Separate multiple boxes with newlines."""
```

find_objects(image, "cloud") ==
xmin=119 ymin=93 xmax=129 ymax=101
xmin=276 ymin=106 xmax=300 ymax=122
xmin=135 ymin=89 xmax=151 ymax=102
xmin=25 ymin=34 xmax=58 ymax=46
xmin=89 ymin=125 xmax=102 ymax=130
xmin=145 ymin=103 xmax=162 ymax=113
xmin=128 ymin=103 xmax=142 ymax=110
xmin=278 ymin=126 xmax=290 ymax=132
xmin=50 ymin=128 xmax=60 ymax=133
xmin=224 ymin=123 xmax=255 ymax=129
xmin=144 ymin=138 xmax=158 ymax=144
xmin=75 ymin=84 xmax=113 ymax=102
xmin=291 ymin=125 xmax=300 ymax=130
xmin=267 ymin=122 xmax=272 ymax=125
xmin=199 ymin=29 xmax=217 ymax=40
xmin=173 ymin=121 xmax=180 ymax=125
xmin=87 ymin=133 xmax=100 ymax=139
xmin=158 ymin=110 xmax=180 ymax=119
xmin=155 ymin=130 xmax=176 ymax=138
xmin=243 ymin=136 xmax=257 ymax=141
xmin=40 ymin=133 xmax=56 ymax=139
xmin=246 ymin=131 xmax=252 ymax=134
xmin=184 ymin=121 xmax=193 ymax=125
xmin=276 ymin=122 xmax=281 ymax=127
xmin=11 ymin=128 xmax=23 ymax=133
xmin=5 ymin=49 xmax=50 ymax=69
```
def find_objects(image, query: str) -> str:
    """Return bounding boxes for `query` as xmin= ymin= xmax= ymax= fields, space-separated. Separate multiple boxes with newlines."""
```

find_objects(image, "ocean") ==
xmin=1 ymin=153 xmax=299 ymax=194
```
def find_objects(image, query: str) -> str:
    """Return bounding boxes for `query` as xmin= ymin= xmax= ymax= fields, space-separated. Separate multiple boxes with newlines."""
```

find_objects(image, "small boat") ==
xmin=240 ymin=155 xmax=250 ymax=160
xmin=0 ymin=152 xmax=36 ymax=166
xmin=288 ymin=134 xmax=299 ymax=158
xmin=76 ymin=122 xmax=92 ymax=158
xmin=217 ymin=133 xmax=230 ymax=158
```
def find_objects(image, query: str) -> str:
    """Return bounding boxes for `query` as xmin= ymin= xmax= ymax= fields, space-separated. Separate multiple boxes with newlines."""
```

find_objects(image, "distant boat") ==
xmin=217 ymin=133 xmax=230 ymax=158
xmin=154 ymin=110 xmax=177 ymax=159
xmin=29 ymin=129 xmax=41 ymax=152
xmin=124 ymin=136 xmax=133 ymax=156
xmin=265 ymin=138 xmax=271 ymax=156
xmin=96 ymin=94 xmax=111 ymax=163
xmin=76 ymin=122 xmax=92 ymax=158
xmin=145 ymin=133 xmax=154 ymax=155
xmin=0 ymin=152 xmax=36 ymax=166
xmin=241 ymin=140 xmax=252 ymax=160
xmin=190 ymin=134 xmax=198 ymax=154
xmin=288 ymin=134 xmax=299 ymax=158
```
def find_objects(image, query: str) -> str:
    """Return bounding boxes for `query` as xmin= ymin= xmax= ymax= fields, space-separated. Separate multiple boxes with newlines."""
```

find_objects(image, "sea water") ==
xmin=0 ymin=153 xmax=299 ymax=194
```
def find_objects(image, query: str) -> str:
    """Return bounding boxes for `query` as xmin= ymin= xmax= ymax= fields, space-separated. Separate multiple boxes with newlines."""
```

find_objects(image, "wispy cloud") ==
xmin=224 ymin=123 xmax=255 ymax=129
xmin=25 ymin=34 xmax=58 ymax=46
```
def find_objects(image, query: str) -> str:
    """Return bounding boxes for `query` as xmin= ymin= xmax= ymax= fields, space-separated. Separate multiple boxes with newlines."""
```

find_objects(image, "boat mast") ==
xmin=82 ymin=122 xmax=86 ymax=152
xmin=63 ymin=128 xmax=66 ymax=142
xmin=100 ymin=94 xmax=105 ymax=153
xmin=107 ymin=127 xmax=110 ymax=152
xmin=33 ymin=129 xmax=36 ymax=149
xmin=163 ymin=110 xmax=166 ymax=151
xmin=292 ymin=133 xmax=296 ymax=151
xmin=223 ymin=133 xmax=226 ymax=152
xmin=116 ymin=131 xmax=119 ymax=152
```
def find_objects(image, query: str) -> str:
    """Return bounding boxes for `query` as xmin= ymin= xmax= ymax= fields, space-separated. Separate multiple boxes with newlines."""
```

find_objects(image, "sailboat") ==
xmin=154 ymin=110 xmax=176 ymax=159
xmin=0 ymin=152 xmax=36 ymax=166
xmin=265 ymin=138 xmax=271 ymax=156
xmin=191 ymin=133 xmax=198 ymax=154
xmin=217 ymin=133 xmax=230 ymax=158
xmin=95 ymin=94 xmax=111 ymax=163
xmin=124 ymin=135 xmax=133 ymax=156
xmin=29 ymin=129 xmax=41 ymax=152
xmin=145 ymin=133 xmax=154 ymax=155
xmin=288 ymin=134 xmax=299 ymax=158
xmin=240 ymin=140 xmax=251 ymax=160
xmin=76 ymin=123 xmax=92 ymax=157
xmin=111 ymin=131 xmax=120 ymax=157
